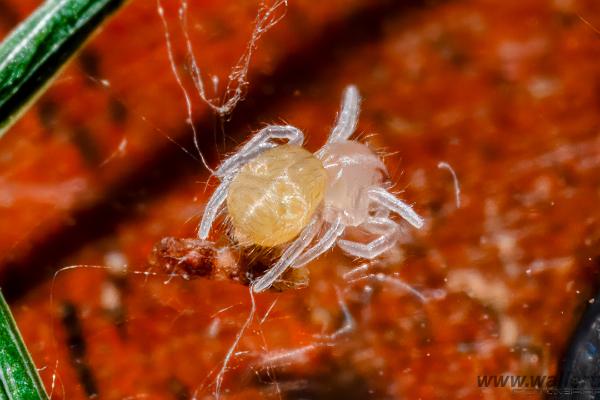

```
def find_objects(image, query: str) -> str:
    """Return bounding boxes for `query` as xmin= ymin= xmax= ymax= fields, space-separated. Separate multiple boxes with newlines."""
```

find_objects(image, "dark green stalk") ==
xmin=0 ymin=0 xmax=126 ymax=136
xmin=0 ymin=290 xmax=48 ymax=399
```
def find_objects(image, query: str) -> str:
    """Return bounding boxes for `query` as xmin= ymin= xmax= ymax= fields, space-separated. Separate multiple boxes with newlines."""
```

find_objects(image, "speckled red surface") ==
xmin=1 ymin=0 xmax=600 ymax=398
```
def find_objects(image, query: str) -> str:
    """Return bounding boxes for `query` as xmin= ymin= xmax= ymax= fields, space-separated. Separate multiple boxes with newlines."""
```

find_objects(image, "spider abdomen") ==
xmin=227 ymin=144 xmax=327 ymax=247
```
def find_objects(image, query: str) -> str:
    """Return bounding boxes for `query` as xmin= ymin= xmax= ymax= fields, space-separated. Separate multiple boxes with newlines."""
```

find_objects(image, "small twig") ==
xmin=149 ymin=236 xmax=307 ymax=291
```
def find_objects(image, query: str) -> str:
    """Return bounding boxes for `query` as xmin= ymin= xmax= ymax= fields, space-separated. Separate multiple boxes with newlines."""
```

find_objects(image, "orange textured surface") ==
xmin=1 ymin=0 xmax=600 ymax=399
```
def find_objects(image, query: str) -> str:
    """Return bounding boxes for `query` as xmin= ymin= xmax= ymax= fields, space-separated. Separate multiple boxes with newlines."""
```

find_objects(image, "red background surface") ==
xmin=1 ymin=0 xmax=600 ymax=398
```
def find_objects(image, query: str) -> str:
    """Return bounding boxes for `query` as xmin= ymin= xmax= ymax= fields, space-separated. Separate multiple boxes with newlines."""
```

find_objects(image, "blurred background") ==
xmin=0 ymin=0 xmax=600 ymax=398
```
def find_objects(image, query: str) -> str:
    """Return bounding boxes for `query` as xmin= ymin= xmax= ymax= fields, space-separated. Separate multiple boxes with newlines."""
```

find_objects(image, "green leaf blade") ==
xmin=0 ymin=291 xmax=48 ymax=399
xmin=0 ymin=0 xmax=126 ymax=136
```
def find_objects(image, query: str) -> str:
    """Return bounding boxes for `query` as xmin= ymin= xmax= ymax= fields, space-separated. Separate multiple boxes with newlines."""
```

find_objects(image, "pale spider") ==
xmin=199 ymin=85 xmax=424 ymax=292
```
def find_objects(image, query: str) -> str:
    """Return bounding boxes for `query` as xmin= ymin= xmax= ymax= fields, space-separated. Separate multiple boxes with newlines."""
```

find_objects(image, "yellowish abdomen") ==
xmin=227 ymin=144 xmax=326 ymax=247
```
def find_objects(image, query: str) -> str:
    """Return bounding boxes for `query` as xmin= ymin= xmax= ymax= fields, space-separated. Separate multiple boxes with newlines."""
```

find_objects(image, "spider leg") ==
xmin=215 ymin=125 xmax=304 ymax=178
xmin=198 ymin=177 xmax=231 ymax=239
xmin=252 ymin=218 xmax=320 ymax=293
xmin=326 ymin=85 xmax=361 ymax=144
xmin=337 ymin=217 xmax=399 ymax=259
xmin=292 ymin=216 xmax=345 ymax=269
xmin=199 ymin=125 xmax=304 ymax=239
xmin=368 ymin=187 xmax=424 ymax=229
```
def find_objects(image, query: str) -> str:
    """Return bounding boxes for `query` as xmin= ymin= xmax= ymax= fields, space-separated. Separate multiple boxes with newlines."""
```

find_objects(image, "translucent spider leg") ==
xmin=292 ymin=216 xmax=345 ymax=268
xmin=327 ymin=85 xmax=361 ymax=143
xmin=198 ymin=177 xmax=231 ymax=239
xmin=215 ymin=125 xmax=304 ymax=178
xmin=337 ymin=217 xmax=400 ymax=259
xmin=252 ymin=218 xmax=320 ymax=292
xmin=199 ymin=125 xmax=304 ymax=239
xmin=368 ymin=187 xmax=424 ymax=229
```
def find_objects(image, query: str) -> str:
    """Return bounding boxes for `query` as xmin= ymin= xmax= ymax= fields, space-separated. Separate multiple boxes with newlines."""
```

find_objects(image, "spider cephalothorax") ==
xmin=199 ymin=85 xmax=424 ymax=292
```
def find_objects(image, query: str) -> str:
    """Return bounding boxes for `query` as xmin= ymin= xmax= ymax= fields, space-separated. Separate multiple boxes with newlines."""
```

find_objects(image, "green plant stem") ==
xmin=0 ymin=290 xmax=48 ymax=399
xmin=0 ymin=0 xmax=126 ymax=136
